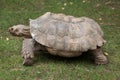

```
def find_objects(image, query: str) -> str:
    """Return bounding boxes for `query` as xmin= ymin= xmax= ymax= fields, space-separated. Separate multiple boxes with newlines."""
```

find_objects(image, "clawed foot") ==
xmin=21 ymin=39 xmax=36 ymax=66
xmin=95 ymin=54 xmax=108 ymax=65
xmin=22 ymin=52 xmax=34 ymax=66
xmin=23 ymin=58 xmax=34 ymax=66
xmin=92 ymin=48 xmax=108 ymax=65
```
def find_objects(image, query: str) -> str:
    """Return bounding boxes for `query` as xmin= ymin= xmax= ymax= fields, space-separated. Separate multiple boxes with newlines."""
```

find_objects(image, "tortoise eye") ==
xmin=11 ymin=28 xmax=13 ymax=31
xmin=9 ymin=27 xmax=14 ymax=31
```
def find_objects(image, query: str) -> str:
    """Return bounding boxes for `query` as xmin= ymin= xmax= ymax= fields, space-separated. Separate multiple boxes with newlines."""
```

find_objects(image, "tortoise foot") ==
xmin=23 ymin=58 xmax=34 ymax=66
xmin=95 ymin=55 xmax=108 ymax=65
xmin=92 ymin=47 xmax=108 ymax=65
xmin=22 ymin=52 xmax=34 ymax=66
xmin=22 ymin=39 xmax=35 ymax=66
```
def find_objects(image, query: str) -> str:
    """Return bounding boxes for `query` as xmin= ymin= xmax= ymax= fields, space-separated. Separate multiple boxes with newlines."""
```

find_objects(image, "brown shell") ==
xmin=30 ymin=12 xmax=106 ymax=52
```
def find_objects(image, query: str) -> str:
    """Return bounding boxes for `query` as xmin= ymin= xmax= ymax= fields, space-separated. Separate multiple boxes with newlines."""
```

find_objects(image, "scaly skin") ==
xmin=22 ymin=38 xmax=46 ymax=66
xmin=22 ymin=39 xmax=46 ymax=66
xmin=92 ymin=47 xmax=108 ymax=65
xmin=22 ymin=39 xmax=35 ymax=66
xmin=8 ymin=24 xmax=31 ymax=38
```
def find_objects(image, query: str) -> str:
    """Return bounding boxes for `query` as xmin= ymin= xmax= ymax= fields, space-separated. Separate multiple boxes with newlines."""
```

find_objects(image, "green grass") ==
xmin=0 ymin=0 xmax=120 ymax=80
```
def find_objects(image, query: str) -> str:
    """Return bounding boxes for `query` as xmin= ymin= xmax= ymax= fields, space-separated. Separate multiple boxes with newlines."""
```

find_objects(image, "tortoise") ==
xmin=9 ymin=12 xmax=108 ymax=66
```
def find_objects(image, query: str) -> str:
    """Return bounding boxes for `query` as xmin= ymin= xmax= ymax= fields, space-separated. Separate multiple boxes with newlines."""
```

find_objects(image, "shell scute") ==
xmin=30 ymin=12 xmax=106 ymax=52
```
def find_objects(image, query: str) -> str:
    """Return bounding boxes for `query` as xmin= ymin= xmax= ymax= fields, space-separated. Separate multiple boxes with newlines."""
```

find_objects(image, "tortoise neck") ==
xmin=22 ymin=27 xmax=32 ymax=38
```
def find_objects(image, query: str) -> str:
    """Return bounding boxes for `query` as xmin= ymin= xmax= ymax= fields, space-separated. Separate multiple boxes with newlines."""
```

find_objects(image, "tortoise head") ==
xmin=8 ymin=24 xmax=31 ymax=38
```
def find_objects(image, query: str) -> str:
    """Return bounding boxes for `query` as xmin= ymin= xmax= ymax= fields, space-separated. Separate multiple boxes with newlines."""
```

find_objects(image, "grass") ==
xmin=0 ymin=0 xmax=120 ymax=80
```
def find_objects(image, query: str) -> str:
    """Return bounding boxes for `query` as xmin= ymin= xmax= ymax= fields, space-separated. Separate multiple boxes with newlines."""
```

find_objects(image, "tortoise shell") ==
xmin=30 ymin=12 xmax=106 ymax=52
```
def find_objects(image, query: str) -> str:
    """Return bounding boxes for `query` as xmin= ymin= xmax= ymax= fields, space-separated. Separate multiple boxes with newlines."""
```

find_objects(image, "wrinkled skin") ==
xmin=8 ymin=25 xmax=108 ymax=66
xmin=9 ymin=25 xmax=31 ymax=38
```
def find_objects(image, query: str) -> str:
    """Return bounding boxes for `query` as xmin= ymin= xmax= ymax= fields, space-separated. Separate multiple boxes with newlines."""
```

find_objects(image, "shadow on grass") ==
xmin=34 ymin=50 xmax=94 ymax=65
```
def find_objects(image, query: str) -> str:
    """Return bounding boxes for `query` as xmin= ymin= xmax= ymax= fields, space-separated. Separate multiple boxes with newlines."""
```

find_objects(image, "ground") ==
xmin=0 ymin=0 xmax=120 ymax=80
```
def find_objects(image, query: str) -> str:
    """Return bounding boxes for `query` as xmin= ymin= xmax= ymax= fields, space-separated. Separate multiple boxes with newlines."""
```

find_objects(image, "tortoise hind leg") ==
xmin=92 ymin=47 xmax=108 ymax=65
xmin=22 ymin=39 xmax=35 ymax=66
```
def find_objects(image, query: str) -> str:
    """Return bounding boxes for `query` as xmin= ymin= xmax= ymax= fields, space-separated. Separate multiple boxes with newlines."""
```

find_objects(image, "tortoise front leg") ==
xmin=92 ymin=47 xmax=108 ymax=65
xmin=22 ymin=39 xmax=35 ymax=66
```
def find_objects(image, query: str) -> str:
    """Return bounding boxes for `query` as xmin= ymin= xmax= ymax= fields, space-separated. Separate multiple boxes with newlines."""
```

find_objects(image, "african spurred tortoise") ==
xmin=9 ymin=12 xmax=108 ymax=66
